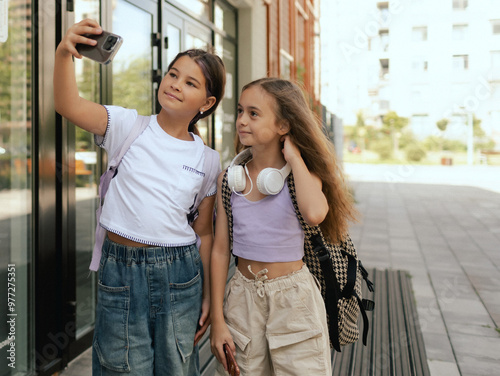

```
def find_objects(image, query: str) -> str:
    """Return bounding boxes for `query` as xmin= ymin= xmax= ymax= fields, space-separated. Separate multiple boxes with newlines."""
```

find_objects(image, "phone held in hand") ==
xmin=76 ymin=31 xmax=123 ymax=65
xmin=223 ymin=343 xmax=240 ymax=376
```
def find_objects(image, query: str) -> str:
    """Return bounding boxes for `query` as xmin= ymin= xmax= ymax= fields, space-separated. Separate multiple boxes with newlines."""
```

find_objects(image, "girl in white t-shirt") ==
xmin=54 ymin=19 xmax=225 ymax=376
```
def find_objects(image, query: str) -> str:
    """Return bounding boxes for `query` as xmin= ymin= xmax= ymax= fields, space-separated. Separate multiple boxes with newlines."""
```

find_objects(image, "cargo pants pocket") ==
xmin=93 ymin=282 xmax=131 ymax=372
xmin=170 ymin=270 xmax=202 ymax=362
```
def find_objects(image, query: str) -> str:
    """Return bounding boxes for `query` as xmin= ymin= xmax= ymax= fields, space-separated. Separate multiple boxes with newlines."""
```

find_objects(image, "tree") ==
xmin=382 ymin=111 xmax=408 ymax=156
xmin=436 ymin=118 xmax=449 ymax=151
xmin=472 ymin=115 xmax=485 ymax=138
xmin=436 ymin=118 xmax=448 ymax=132
xmin=355 ymin=110 xmax=366 ymax=151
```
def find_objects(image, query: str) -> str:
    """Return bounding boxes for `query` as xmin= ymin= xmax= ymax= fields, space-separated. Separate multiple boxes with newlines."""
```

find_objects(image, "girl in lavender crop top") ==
xmin=210 ymin=78 xmax=358 ymax=375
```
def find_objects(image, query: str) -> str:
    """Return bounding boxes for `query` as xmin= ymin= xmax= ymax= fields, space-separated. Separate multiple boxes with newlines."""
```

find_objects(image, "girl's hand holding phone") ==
xmin=58 ymin=19 xmax=122 ymax=65
xmin=223 ymin=343 xmax=240 ymax=376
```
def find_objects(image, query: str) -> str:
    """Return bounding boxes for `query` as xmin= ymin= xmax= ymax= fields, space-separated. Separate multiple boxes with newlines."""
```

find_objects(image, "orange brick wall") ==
xmin=265 ymin=0 xmax=320 ymax=108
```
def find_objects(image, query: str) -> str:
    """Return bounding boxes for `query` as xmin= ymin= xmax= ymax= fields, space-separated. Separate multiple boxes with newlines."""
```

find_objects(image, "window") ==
xmin=377 ymin=2 xmax=390 ymax=24
xmin=491 ymin=20 xmax=500 ymax=35
xmin=453 ymin=54 xmax=469 ymax=71
xmin=453 ymin=0 xmax=468 ymax=10
xmin=412 ymin=26 xmax=428 ymax=42
xmin=280 ymin=49 xmax=293 ymax=80
xmin=380 ymin=100 xmax=390 ymax=110
xmin=379 ymin=29 xmax=389 ymax=51
xmin=380 ymin=58 xmax=389 ymax=79
xmin=491 ymin=51 xmax=500 ymax=80
xmin=452 ymin=24 xmax=468 ymax=40
xmin=412 ymin=57 xmax=428 ymax=72
xmin=172 ymin=0 xmax=210 ymax=20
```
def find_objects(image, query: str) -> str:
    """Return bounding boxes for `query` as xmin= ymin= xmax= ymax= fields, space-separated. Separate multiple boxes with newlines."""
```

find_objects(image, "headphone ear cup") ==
xmin=228 ymin=165 xmax=246 ymax=192
xmin=256 ymin=168 xmax=285 ymax=195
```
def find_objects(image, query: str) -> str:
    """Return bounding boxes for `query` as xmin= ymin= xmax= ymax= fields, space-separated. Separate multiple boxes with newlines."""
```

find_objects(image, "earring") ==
xmin=200 ymin=110 xmax=204 ymax=115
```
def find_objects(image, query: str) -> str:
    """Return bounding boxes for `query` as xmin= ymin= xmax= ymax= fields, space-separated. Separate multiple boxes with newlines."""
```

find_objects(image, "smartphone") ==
xmin=223 ymin=343 xmax=240 ymax=376
xmin=76 ymin=30 xmax=123 ymax=65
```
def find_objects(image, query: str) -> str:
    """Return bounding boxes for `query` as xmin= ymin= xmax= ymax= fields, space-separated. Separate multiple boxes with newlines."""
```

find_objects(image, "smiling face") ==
xmin=236 ymin=86 xmax=287 ymax=148
xmin=158 ymin=55 xmax=215 ymax=120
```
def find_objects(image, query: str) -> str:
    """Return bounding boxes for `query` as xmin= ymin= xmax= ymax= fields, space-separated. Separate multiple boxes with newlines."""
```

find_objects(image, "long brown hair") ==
xmin=237 ymin=78 xmax=358 ymax=242
xmin=168 ymin=48 xmax=226 ymax=136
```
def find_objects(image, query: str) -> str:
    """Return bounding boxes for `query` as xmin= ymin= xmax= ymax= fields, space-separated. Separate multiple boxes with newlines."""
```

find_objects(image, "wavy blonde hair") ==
xmin=236 ymin=78 xmax=358 ymax=242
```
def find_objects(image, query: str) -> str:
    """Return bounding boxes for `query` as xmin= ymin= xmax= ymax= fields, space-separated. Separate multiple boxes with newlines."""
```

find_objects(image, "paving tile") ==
xmin=427 ymin=360 xmax=461 ymax=376
xmin=449 ymin=332 xmax=500 ymax=361
xmin=446 ymin=321 xmax=499 ymax=338
xmin=421 ymin=332 xmax=456 ymax=362
xmin=457 ymin=356 xmax=500 ymax=376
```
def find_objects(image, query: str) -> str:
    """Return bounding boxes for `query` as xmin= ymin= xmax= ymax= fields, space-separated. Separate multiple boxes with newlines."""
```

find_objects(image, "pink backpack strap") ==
xmin=89 ymin=115 xmax=150 ymax=271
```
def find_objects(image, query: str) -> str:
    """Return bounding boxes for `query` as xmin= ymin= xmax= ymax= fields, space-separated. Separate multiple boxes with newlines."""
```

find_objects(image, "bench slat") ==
xmin=331 ymin=269 xmax=430 ymax=376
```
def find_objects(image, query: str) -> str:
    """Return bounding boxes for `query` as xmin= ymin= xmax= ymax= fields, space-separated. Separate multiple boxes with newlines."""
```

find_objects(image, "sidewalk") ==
xmin=61 ymin=163 xmax=500 ymax=375
xmin=346 ymin=163 xmax=500 ymax=376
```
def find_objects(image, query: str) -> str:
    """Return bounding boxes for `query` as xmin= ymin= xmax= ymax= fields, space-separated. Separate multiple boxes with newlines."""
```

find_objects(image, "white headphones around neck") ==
xmin=227 ymin=148 xmax=291 ymax=196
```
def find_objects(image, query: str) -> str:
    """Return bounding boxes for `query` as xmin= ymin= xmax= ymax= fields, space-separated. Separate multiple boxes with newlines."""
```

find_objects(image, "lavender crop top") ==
xmin=231 ymin=184 xmax=305 ymax=262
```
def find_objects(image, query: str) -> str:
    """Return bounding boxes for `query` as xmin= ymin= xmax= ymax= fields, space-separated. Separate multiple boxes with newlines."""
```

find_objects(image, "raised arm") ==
xmin=54 ymin=19 xmax=108 ymax=135
xmin=282 ymin=135 xmax=329 ymax=226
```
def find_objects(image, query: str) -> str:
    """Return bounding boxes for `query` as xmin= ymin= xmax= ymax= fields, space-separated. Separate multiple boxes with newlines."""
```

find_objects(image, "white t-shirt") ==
xmin=97 ymin=105 xmax=216 ymax=246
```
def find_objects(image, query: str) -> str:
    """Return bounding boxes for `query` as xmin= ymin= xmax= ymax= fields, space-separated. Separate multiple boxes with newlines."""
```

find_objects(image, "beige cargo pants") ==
xmin=214 ymin=265 xmax=332 ymax=376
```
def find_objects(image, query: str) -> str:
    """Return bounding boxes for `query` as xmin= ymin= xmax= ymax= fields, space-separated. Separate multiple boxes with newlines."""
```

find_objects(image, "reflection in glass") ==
xmin=0 ymin=0 xmax=32 ymax=374
xmin=167 ymin=24 xmax=181 ymax=69
xmin=73 ymin=0 xmax=99 ymax=339
xmin=186 ymin=33 xmax=209 ymax=50
xmin=112 ymin=0 xmax=153 ymax=115
xmin=214 ymin=33 xmax=236 ymax=167
xmin=185 ymin=27 xmax=210 ymax=143
xmin=214 ymin=2 xmax=236 ymax=38
xmin=173 ymin=0 xmax=210 ymax=20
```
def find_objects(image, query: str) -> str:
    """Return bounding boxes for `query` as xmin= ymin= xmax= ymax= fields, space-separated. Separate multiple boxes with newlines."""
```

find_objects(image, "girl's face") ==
xmin=158 ymin=55 xmax=215 ymax=119
xmin=236 ymin=86 xmax=286 ymax=147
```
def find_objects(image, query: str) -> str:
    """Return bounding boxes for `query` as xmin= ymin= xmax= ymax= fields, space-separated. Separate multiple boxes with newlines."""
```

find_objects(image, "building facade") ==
xmin=321 ymin=0 xmax=500 ymax=145
xmin=0 ymin=1 xmax=320 ymax=375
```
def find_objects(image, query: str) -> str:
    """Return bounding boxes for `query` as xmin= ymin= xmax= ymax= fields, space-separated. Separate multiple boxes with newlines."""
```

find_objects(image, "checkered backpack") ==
xmin=221 ymin=170 xmax=374 ymax=352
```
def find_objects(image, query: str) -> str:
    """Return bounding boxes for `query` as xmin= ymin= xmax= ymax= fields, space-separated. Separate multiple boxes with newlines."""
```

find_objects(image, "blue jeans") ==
xmin=92 ymin=237 xmax=202 ymax=375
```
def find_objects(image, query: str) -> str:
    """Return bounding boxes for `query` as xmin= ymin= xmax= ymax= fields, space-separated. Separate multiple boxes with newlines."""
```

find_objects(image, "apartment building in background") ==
xmin=321 ymin=0 xmax=500 ymax=145
xmin=0 ymin=1 xmax=319 ymax=375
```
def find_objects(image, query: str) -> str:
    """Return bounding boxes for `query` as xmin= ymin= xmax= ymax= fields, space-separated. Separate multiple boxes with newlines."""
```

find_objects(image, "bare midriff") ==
xmin=237 ymin=258 xmax=304 ymax=280
xmin=107 ymin=231 xmax=155 ymax=247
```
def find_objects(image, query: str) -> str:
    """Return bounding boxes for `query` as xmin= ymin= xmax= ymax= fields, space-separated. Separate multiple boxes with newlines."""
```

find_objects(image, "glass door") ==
xmin=72 ymin=0 xmax=100 ymax=343
xmin=163 ymin=4 xmax=212 ymax=142
xmin=61 ymin=0 xmax=158 ymax=364
xmin=111 ymin=0 xmax=157 ymax=116
xmin=0 ymin=1 xmax=33 ymax=374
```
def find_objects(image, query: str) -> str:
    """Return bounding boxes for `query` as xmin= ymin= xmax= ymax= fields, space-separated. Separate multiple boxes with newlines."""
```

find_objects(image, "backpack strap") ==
xmin=220 ymin=151 xmax=251 ymax=254
xmin=221 ymin=169 xmax=234 ymax=251
xmin=188 ymin=146 xmax=221 ymax=250
xmin=286 ymin=173 xmax=372 ymax=352
xmin=187 ymin=146 xmax=221 ymax=224
xmin=89 ymin=115 xmax=150 ymax=271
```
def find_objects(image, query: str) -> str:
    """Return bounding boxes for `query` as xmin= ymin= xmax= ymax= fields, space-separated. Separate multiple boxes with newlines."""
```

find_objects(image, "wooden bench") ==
xmin=332 ymin=269 xmax=430 ymax=376
xmin=199 ymin=268 xmax=430 ymax=376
